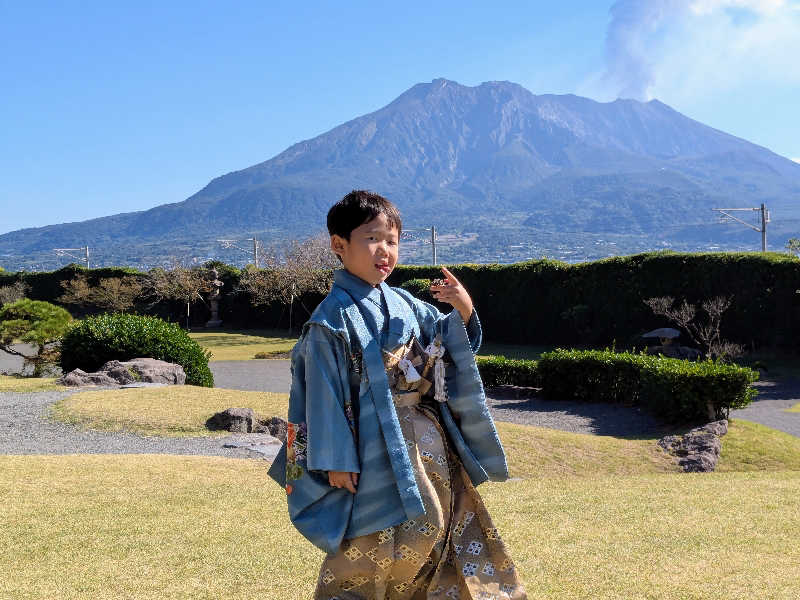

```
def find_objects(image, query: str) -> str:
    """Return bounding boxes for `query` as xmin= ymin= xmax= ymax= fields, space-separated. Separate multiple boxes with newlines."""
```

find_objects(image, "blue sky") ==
xmin=2 ymin=0 xmax=799 ymax=235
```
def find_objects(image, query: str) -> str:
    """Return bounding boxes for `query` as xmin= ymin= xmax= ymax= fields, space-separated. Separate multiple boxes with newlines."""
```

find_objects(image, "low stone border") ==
xmin=658 ymin=420 xmax=728 ymax=472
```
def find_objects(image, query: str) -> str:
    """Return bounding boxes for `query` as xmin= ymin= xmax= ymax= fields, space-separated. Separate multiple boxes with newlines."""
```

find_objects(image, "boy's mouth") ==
xmin=375 ymin=263 xmax=391 ymax=274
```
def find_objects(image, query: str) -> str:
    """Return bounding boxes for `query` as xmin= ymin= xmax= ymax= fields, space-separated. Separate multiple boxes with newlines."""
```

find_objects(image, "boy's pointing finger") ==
xmin=440 ymin=266 xmax=460 ymax=285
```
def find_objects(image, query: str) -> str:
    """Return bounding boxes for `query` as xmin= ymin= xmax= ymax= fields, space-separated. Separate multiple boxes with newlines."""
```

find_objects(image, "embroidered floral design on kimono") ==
xmin=285 ymin=421 xmax=308 ymax=491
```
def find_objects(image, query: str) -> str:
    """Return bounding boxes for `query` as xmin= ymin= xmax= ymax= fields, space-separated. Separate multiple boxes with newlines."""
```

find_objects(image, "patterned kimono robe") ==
xmin=268 ymin=269 xmax=508 ymax=555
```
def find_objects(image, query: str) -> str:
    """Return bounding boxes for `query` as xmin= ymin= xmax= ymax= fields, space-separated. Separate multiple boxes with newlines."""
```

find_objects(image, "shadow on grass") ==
xmin=486 ymin=386 xmax=701 ymax=440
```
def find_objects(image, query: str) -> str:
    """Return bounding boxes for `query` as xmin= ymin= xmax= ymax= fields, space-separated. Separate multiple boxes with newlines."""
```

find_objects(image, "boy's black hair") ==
xmin=327 ymin=190 xmax=402 ymax=240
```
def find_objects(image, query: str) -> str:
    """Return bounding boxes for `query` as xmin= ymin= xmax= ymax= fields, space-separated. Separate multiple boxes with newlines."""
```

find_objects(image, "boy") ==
xmin=268 ymin=190 xmax=526 ymax=599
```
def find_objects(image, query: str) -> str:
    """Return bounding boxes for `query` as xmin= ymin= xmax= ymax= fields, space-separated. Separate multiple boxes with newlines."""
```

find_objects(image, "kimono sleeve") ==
xmin=290 ymin=324 xmax=361 ymax=474
xmin=391 ymin=287 xmax=508 ymax=484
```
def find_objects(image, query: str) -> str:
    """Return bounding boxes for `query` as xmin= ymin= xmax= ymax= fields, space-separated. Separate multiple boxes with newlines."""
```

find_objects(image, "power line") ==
xmin=712 ymin=204 xmax=770 ymax=251
xmin=53 ymin=246 xmax=90 ymax=269
xmin=217 ymin=238 xmax=263 ymax=268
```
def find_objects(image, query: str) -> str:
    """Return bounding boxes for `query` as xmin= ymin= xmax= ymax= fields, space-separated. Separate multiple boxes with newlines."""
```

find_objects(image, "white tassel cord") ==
xmin=424 ymin=338 xmax=447 ymax=403
xmin=397 ymin=358 xmax=422 ymax=383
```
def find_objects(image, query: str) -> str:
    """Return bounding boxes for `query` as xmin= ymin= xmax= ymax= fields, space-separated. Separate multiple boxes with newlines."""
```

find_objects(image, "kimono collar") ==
xmin=333 ymin=269 xmax=386 ymax=307
xmin=332 ymin=269 xmax=419 ymax=346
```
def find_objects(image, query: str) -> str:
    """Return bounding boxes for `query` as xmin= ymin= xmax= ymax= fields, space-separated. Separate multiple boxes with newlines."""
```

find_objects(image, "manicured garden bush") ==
xmin=399 ymin=278 xmax=433 ymax=301
xmin=536 ymin=349 xmax=759 ymax=422
xmin=477 ymin=356 xmax=540 ymax=387
xmin=60 ymin=313 xmax=214 ymax=387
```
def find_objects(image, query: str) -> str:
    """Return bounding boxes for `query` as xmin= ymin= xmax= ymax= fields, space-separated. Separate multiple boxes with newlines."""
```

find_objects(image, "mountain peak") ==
xmin=1 ymin=78 xmax=798 ymax=270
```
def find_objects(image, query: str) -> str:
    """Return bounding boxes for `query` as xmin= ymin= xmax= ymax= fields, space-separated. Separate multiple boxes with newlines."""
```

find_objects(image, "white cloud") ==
xmin=593 ymin=1 xmax=800 ymax=103
xmin=650 ymin=4 xmax=800 ymax=105
xmin=690 ymin=0 xmax=787 ymax=15
xmin=792 ymin=158 xmax=800 ymax=163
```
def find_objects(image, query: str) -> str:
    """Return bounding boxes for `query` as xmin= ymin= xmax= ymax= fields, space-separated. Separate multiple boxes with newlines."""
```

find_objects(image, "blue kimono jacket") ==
xmin=268 ymin=269 xmax=508 ymax=554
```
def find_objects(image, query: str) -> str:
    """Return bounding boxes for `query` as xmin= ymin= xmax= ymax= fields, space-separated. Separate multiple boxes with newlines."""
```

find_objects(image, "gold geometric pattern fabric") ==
xmin=313 ymin=404 xmax=526 ymax=599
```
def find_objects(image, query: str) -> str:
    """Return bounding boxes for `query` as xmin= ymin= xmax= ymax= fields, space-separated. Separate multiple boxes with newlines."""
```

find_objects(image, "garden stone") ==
xmin=57 ymin=358 xmax=186 ymax=387
xmin=58 ymin=368 xmax=118 ymax=387
xmin=101 ymin=358 xmax=186 ymax=385
xmin=220 ymin=433 xmax=283 ymax=459
xmin=679 ymin=453 xmax=717 ymax=472
xmin=259 ymin=416 xmax=287 ymax=442
xmin=207 ymin=407 xmax=259 ymax=433
xmin=692 ymin=420 xmax=728 ymax=437
xmin=657 ymin=419 xmax=727 ymax=473
xmin=680 ymin=431 xmax=721 ymax=457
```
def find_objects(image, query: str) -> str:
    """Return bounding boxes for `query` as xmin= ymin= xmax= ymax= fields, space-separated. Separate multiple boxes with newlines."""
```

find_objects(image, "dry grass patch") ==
xmin=484 ymin=472 xmax=800 ymax=599
xmin=189 ymin=330 xmax=296 ymax=361
xmin=497 ymin=421 xmax=680 ymax=478
xmin=716 ymin=419 xmax=800 ymax=472
xmin=51 ymin=386 xmax=288 ymax=436
xmin=2 ymin=455 xmax=799 ymax=599
xmin=0 ymin=375 xmax=64 ymax=392
xmin=51 ymin=388 xmax=800 ymax=476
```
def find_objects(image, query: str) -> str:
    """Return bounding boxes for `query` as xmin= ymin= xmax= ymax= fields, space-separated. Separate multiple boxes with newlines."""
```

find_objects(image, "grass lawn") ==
xmin=1 ymin=454 xmax=799 ymax=599
xmin=187 ymin=329 xmax=555 ymax=362
xmin=52 ymin=387 xmax=288 ymax=437
xmin=24 ymin=353 xmax=800 ymax=598
xmin=51 ymin=387 xmax=800 ymax=477
xmin=189 ymin=329 xmax=296 ymax=361
xmin=0 ymin=374 xmax=64 ymax=392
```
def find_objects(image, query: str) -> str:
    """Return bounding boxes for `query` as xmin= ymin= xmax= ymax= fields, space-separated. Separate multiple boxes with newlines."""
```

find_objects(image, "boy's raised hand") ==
xmin=430 ymin=267 xmax=474 ymax=324
xmin=329 ymin=471 xmax=359 ymax=494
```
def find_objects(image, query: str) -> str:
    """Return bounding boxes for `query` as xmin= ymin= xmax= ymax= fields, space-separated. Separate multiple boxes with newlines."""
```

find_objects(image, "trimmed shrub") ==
xmin=399 ymin=278 xmax=434 ymax=301
xmin=60 ymin=313 xmax=213 ymax=387
xmin=536 ymin=349 xmax=758 ymax=422
xmin=477 ymin=356 xmax=540 ymax=387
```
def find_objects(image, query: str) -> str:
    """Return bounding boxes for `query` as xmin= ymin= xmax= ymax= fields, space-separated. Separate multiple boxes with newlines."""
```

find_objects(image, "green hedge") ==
xmin=536 ymin=349 xmax=759 ymax=422
xmin=388 ymin=251 xmax=800 ymax=349
xmin=5 ymin=251 xmax=800 ymax=347
xmin=59 ymin=313 xmax=214 ymax=387
xmin=477 ymin=356 xmax=540 ymax=387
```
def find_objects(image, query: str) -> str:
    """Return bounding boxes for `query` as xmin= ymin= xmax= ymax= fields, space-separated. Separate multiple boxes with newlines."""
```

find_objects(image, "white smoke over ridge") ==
xmin=602 ymin=0 xmax=798 ymax=101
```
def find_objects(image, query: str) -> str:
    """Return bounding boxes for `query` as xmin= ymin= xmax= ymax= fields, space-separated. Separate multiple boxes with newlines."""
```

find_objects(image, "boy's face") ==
xmin=331 ymin=213 xmax=399 ymax=286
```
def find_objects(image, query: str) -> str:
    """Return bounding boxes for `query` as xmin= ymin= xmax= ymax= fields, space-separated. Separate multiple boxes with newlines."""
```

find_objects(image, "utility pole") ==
xmin=711 ymin=204 xmax=770 ymax=252
xmin=218 ymin=238 xmax=261 ymax=267
xmin=403 ymin=226 xmax=438 ymax=265
xmin=54 ymin=246 xmax=90 ymax=268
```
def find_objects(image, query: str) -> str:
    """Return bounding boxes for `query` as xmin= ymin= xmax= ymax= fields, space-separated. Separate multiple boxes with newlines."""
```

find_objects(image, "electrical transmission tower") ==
xmin=54 ymin=246 xmax=90 ymax=268
xmin=712 ymin=204 xmax=770 ymax=252
xmin=217 ymin=238 xmax=262 ymax=268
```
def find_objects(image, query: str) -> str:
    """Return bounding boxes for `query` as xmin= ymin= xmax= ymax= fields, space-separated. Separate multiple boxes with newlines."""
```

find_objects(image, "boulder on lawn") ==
xmin=58 ymin=358 xmax=186 ymax=387
xmin=207 ymin=407 xmax=259 ymax=433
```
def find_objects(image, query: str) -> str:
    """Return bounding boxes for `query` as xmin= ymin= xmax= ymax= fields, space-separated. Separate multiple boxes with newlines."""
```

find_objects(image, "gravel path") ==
xmin=0 ymin=389 xmax=279 ymax=459
xmin=2 ymin=359 xmax=797 ymax=460
xmin=730 ymin=378 xmax=800 ymax=437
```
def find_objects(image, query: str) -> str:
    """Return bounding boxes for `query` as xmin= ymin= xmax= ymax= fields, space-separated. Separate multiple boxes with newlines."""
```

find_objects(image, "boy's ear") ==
xmin=330 ymin=234 xmax=346 ymax=258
